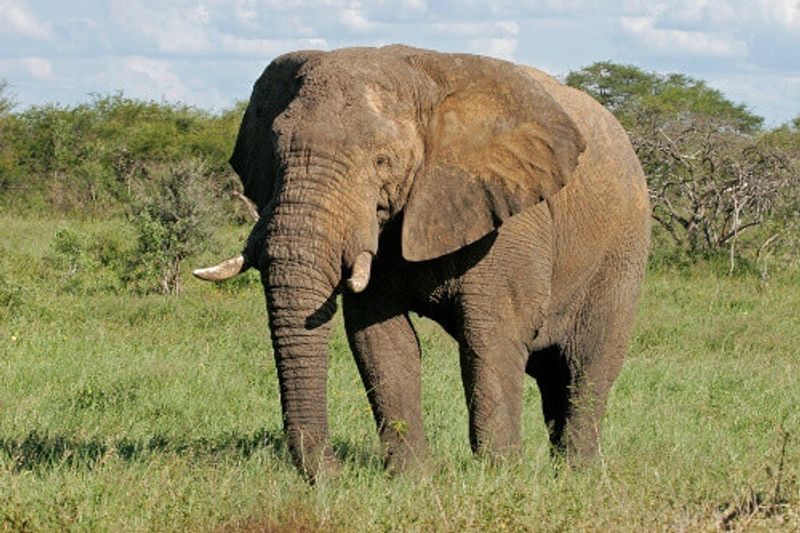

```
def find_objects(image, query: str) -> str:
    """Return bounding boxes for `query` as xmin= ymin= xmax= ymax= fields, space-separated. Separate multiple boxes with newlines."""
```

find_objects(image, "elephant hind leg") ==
xmin=528 ymin=336 xmax=624 ymax=462
xmin=529 ymin=263 xmax=641 ymax=462
xmin=525 ymin=344 xmax=572 ymax=454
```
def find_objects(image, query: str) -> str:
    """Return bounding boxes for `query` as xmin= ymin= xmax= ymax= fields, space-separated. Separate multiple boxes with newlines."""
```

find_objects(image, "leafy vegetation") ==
xmin=0 ymin=86 xmax=243 ymax=214
xmin=127 ymin=158 xmax=222 ymax=294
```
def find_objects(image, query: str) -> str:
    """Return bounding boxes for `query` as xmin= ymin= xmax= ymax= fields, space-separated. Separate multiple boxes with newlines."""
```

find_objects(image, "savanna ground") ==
xmin=1 ymin=213 xmax=799 ymax=532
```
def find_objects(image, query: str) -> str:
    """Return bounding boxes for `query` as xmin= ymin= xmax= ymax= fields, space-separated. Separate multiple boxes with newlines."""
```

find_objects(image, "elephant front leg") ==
xmin=459 ymin=334 xmax=527 ymax=458
xmin=343 ymin=293 xmax=429 ymax=473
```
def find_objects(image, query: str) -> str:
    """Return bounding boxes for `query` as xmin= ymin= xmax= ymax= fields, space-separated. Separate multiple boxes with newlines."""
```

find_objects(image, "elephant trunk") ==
xmin=264 ymin=226 xmax=340 ymax=479
xmin=262 ymin=162 xmax=371 ymax=479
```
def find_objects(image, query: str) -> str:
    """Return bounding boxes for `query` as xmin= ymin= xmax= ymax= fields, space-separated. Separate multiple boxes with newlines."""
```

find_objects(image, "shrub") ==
xmin=126 ymin=158 xmax=219 ymax=294
xmin=0 ymin=94 xmax=244 ymax=214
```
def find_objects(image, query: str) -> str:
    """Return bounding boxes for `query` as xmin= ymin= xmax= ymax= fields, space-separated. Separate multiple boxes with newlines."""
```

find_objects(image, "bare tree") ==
xmin=632 ymin=115 xmax=795 ymax=265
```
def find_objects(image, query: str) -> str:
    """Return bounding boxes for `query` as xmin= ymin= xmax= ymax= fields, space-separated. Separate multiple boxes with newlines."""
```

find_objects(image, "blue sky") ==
xmin=1 ymin=0 xmax=798 ymax=125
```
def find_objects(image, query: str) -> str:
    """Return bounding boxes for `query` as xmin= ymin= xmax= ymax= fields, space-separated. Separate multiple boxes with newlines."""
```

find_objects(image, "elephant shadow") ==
xmin=0 ymin=427 xmax=286 ymax=473
xmin=330 ymin=437 xmax=385 ymax=471
xmin=1 ymin=428 xmax=387 ymax=474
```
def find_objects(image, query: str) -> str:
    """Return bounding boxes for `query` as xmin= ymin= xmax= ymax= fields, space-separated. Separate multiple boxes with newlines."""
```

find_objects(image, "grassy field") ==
xmin=1 ymin=213 xmax=799 ymax=531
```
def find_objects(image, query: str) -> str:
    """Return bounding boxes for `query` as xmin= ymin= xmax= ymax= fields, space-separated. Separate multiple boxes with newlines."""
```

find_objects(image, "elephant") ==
xmin=194 ymin=45 xmax=651 ymax=479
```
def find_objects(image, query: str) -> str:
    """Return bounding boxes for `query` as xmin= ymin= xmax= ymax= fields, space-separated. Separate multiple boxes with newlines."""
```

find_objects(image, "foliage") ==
xmin=48 ymin=228 xmax=125 ymax=295
xmin=0 ymin=78 xmax=13 ymax=116
xmin=0 ymin=80 xmax=17 ymax=197
xmin=1 ymin=213 xmax=798 ymax=530
xmin=126 ymin=158 xmax=219 ymax=295
xmin=566 ymin=61 xmax=763 ymax=133
xmin=0 ymin=94 xmax=245 ymax=213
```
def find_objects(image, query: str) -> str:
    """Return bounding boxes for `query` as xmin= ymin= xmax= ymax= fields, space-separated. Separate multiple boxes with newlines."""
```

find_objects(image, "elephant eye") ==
xmin=375 ymin=155 xmax=391 ymax=168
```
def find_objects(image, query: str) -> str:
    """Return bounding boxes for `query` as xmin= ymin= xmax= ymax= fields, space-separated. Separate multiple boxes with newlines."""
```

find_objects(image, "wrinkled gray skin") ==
xmin=198 ymin=45 xmax=651 ymax=480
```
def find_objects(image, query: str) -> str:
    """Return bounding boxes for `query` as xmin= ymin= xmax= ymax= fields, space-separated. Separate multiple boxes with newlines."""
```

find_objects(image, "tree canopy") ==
xmin=566 ymin=61 xmax=764 ymax=133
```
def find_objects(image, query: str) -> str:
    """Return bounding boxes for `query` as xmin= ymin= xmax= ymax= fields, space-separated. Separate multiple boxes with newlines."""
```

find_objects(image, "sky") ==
xmin=0 ymin=0 xmax=798 ymax=125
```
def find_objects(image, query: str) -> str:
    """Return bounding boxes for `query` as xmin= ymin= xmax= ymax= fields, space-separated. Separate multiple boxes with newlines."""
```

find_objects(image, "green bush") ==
xmin=126 ymin=158 xmax=220 ymax=295
xmin=0 ymin=94 xmax=243 ymax=214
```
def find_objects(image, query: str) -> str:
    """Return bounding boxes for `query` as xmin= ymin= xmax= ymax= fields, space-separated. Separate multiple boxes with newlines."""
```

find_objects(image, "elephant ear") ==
xmin=230 ymin=50 xmax=322 ymax=211
xmin=401 ymin=54 xmax=586 ymax=262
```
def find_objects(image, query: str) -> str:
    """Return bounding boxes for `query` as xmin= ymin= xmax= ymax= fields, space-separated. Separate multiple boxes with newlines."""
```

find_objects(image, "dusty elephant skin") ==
xmin=195 ymin=45 xmax=651 ymax=480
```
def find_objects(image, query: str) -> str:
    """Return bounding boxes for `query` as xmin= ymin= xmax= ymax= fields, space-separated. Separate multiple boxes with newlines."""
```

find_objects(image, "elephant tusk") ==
xmin=192 ymin=254 xmax=249 ymax=282
xmin=346 ymin=251 xmax=372 ymax=293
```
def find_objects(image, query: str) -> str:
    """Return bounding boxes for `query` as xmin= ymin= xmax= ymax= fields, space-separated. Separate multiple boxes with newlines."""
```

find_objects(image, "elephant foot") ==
xmin=289 ymin=439 xmax=341 ymax=483
xmin=381 ymin=428 xmax=430 ymax=477
xmin=306 ymin=454 xmax=341 ymax=484
xmin=384 ymin=444 xmax=430 ymax=477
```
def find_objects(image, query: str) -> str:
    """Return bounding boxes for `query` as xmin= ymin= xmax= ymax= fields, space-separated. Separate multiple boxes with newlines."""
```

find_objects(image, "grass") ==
xmin=1 ymin=213 xmax=798 ymax=531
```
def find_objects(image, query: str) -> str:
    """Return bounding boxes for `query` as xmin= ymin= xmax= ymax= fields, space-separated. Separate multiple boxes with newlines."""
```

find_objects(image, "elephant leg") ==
xmin=525 ymin=344 xmax=573 ymax=454
xmin=343 ymin=292 xmax=428 ymax=473
xmin=528 ymin=270 xmax=639 ymax=462
xmin=459 ymin=334 xmax=527 ymax=458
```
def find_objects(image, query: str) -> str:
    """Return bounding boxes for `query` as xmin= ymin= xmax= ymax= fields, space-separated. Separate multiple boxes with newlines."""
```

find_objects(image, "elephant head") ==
xmin=195 ymin=46 xmax=585 ymax=478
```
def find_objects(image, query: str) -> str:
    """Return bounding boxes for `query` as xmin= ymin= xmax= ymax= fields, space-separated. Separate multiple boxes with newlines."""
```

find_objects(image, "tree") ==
xmin=638 ymin=118 xmax=793 ymax=256
xmin=566 ymin=62 xmax=763 ymax=133
xmin=565 ymin=62 xmax=656 ymax=115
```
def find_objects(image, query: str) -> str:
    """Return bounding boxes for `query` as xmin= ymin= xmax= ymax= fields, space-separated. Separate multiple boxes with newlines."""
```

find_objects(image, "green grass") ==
xmin=1 ymin=213 xmax=798 ymax=531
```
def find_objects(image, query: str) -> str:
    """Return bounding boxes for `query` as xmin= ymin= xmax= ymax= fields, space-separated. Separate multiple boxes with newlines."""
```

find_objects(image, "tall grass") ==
xmin=1 ymin=213 xmax=798 ymax=531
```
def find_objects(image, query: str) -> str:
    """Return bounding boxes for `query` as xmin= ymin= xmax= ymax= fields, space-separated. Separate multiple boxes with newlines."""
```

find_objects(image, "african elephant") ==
xmin=195 ymin=45 xmax=651 ymax=479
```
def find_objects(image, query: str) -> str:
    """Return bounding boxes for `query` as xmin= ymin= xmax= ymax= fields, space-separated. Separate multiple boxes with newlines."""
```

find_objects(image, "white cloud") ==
xmin=0 ymin=56 xmax=53 ymax=79
xmin=20 ymin=57 xmax=52 ymax=79
xmin=469 ymin=37 xmax=517 ymax=61
xmin=621 ymin=14 xmax=749 ymax=57
xmin=219 ymin=36 xmax=328 ymax=56
xmin=122 ymin=56 xmax=189 ymax=101
xmin=339 ymin=6 xmax=376 ymax=32
xmin=496 ymin=21 xmax=519 ymax=35
xmin=0 ymin=0 xmax=54 ymax=39
xmin=759 ymin=0 xmax=800 ymax=29
xmin=109 ymin=0 xmax=211 ymax=54
xmin=429 ymin=21 xmax=500 ymax=37
xmin=125 ymin=57 xmax=181 ymax=84
xmin=623 ymin=0 xmax=800 ymax=31
xmin=402 ymin=0 xmax=427 ymax=13
xmin=234 ymin=0 xmax=258 ymax=24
